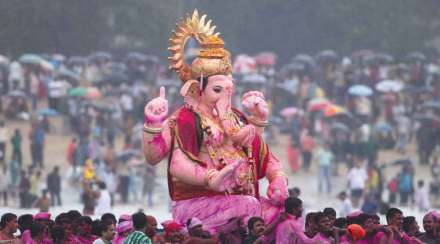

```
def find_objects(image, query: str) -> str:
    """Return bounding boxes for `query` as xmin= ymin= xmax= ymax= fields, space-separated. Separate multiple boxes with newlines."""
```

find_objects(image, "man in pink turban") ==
xmin=113 ymin=221 xmax=133 ymax=244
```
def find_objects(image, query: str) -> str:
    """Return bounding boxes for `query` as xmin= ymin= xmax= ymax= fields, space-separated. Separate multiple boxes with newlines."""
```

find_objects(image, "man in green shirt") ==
xmin=316 ymin=142 xmax=334 ymax=194
xmin=10 ymin=129 xmax=22 ymax=165
xmin=124 ymin=212 xmax=152 ymax=244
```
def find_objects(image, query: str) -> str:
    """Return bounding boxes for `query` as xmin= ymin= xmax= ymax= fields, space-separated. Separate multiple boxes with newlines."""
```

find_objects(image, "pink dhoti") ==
xmin=172 ymin=195 xmax=261 ymax=233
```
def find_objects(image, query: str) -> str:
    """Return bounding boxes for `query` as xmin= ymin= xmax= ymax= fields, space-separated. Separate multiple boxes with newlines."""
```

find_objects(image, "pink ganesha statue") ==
xmin=141 ymin=10 xmax=288 ymax=233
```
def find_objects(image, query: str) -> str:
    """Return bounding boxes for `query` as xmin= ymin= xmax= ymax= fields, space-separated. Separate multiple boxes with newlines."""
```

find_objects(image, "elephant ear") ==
xmin=180 ymin=79 xmax=200 ymax=107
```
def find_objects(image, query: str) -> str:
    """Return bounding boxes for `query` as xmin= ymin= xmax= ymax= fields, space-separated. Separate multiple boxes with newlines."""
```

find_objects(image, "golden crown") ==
xmin=168 ymin=10 xmax=232 ymax=83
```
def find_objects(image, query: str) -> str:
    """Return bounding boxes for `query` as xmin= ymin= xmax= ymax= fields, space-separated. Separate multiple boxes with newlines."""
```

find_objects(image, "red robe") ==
xmin=168 ymin=107 xmax=270 ymax=201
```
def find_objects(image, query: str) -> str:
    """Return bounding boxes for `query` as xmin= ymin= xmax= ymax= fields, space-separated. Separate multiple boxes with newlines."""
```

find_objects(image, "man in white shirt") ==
xmin=95 ymin=181 xmax=112 ymax=217
xmin=347 ymin=158 xmax=368 ymax=207
xmin=337 ymin=191 xmax=353 ymax=217
xmin=120 ymin=93 xmax=133 ymax=114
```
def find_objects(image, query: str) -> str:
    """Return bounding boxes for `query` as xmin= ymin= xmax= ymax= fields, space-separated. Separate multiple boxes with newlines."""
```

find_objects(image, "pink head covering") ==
xmin=429 ymin=211 xmax=440 ymax=221
xmin=161 ymin=220 xmax=174 ymax=228
xmin=119 ymin=214 xmax=132 ymax=222
xmin=347 ymin=210 xmax=363 ymax=218
xmin=34 ymin=212 xmax=51 ymax=220
xmin=187 ymin=217 xmax=203 ymax=230
xmin=165 ymin=221 xmax=183 ymax=236
xmin=116 ymin=221 xmax=133 ymax=234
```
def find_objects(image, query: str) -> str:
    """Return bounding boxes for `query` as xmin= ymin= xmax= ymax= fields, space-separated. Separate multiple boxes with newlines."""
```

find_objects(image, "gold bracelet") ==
xmin=205 ymin=169 xmax=217 ymax=186
xmin=269 ymin=171 xmax=288 ymax=183
xmin=220 ymin=112 xmax=234 ymax=122
xmin=248 ymin=116 xmax=269 ymax=127
xmin=143 ymin=124 xmax=163 ymax=134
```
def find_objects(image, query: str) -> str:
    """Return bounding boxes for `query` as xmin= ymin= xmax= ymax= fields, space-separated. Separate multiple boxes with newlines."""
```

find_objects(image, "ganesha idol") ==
xmin=142 ymin=10 xmax=288 ymax=233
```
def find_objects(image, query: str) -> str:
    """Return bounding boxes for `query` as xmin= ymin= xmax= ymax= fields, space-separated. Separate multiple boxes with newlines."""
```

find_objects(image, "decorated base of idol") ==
xmin=142 ymin=10 xmax=288 ymax=233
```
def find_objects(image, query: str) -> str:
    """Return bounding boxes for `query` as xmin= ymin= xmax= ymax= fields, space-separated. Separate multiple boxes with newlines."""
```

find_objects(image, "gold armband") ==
xmin=248 ymin=116 xmax=269 ymax=127
xmin=143 ymin=124 xmax=163 ymax=134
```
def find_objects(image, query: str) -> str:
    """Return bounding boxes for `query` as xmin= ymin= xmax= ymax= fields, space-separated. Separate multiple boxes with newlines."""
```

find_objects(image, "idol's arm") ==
xmin=142 ymin=86 xmax=172 ymax=165
xmin=265 ymin=153 xmax=288 ymax=204
xmin=241 ymin=91 xmax=269 ymax=136
xmin=142 ymin=120 xmax=172 ymax=165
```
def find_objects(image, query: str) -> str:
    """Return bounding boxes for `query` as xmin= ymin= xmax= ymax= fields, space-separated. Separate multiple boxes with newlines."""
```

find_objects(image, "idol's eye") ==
xmin=213 ymin=86 xmax=222 ymax=93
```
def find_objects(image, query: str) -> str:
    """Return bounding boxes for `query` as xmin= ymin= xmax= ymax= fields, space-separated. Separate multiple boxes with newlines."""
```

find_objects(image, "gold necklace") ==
xmin=196 ymin=108 xmax=224 ymax=134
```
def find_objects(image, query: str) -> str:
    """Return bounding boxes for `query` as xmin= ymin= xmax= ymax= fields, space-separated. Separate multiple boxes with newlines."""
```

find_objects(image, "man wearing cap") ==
xmin=114 ymin=221 xmax=133 ymax=244
xmin=346 ymin=224 xmax=366 ymax=242
xmin=118 ymin=214 xmax=132 ymax=223
xmin=21 ymin=212 xmax=53 ymax=244
xmin=350 ymin=213 xmax=375 ymax=243
xmin=163 ymin=222 xmax=184 ymax=244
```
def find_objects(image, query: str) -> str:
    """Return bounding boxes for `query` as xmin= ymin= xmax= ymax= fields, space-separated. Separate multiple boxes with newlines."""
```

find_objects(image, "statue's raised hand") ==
xmin=144 ymin=86 xmax=168 ymax=125
xmin=241 ymin=91 xmax=269 ymax=120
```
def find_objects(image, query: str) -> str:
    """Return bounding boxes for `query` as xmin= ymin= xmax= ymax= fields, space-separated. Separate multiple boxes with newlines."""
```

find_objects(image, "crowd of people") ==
xmin=0 ymin=49 xmax=438 ymax=243
xmin=0 ymin=52 xmax=161 ymax=213
xmin=0 ymin=196 xmax=440 ymax=243
xmin=264 ymin=50 xmax=440 ymax=213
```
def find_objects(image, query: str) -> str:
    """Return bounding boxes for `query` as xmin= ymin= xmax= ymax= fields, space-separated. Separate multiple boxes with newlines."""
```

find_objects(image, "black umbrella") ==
xmin=351 ymin=49 xmax=374 ymax=58
xmin=404 ymin=85 xmax=433 ymax=94
xmin=279 ymin=62 xmax=307 ymax=77
xmin=126 ymin=52 xmax=148 ymax=62
xmin=421 ymin=100 xmax=440 ymax=110
xmin=316 ymin=49 xmax=338 ymax=62
xmin=292 ymin=54 xmax=315 ymax=68
xmin=89 ymin=51 xmax=112 ymax=62
xmin=110 ymin=62 xmax=126 ymax=72
xmin=103 ymin=72 xmax=129 ymax=85
xmin=391 ymin=158 xmax=412 ymax=166
xmin=406 ymin=52 xmax=426 ymax=62
xmin=55 ymin=68 xmax=80 ymax=83
xmin=330 ymin=122 xmax=350 ymax=133
xmin=396 ymin=63 xmax=410 ymax=72
xmin=116 ymin=149 xmax=141 ymax=162
xmin=413 ymin=113 xmax=440 ymax=123
xmin=144 ymin=55 xmax=159 ymax=64
xmin=67 ymin=56 xmax=87 ymax=66
xmin=8 ymin=90 xmax=26 ymax=97
xmin=91 ymin=102 xmax=115 ymax=113
xmin=375 ymin=53 xmax=394 ymax=64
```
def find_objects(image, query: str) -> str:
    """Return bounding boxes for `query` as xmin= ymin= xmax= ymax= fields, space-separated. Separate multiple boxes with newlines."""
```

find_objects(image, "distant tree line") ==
xmin=0 ymin=0 xmax=438 ymax=63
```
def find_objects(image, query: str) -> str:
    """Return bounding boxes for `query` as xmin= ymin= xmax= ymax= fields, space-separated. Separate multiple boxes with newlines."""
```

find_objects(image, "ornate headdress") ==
xmin=168 ymin=10 xmax=232 ymax=83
